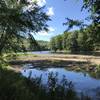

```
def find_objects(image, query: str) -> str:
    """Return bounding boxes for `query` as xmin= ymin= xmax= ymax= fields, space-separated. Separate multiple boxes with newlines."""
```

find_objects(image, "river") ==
xmin=21 ymin=64 xmax=100 ymax=100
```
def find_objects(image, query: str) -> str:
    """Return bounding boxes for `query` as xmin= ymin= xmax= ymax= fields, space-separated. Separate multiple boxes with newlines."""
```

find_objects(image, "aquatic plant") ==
xmin=28 ymin=72 xmax=79 ymax=100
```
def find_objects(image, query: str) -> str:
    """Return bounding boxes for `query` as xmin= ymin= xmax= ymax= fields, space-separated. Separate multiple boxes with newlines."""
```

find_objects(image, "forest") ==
xmin=50 ymin=27 xmax=100 ymax=53
xmin=20 ymin=38 xmax=49 ymax=51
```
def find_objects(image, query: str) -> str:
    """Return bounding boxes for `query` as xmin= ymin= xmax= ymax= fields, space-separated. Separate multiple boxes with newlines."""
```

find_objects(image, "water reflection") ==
xmin=21 ymin=65 xmax=100 ymax=99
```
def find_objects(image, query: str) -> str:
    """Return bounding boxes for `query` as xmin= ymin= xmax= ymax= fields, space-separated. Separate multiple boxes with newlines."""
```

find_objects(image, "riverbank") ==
xmin=1 ymin=53 xmax=100 ymax=99
xmin=10 ymin=53 xmax=100 ymax=64
xmin=9 ymin=53 xmax=100 ymax=74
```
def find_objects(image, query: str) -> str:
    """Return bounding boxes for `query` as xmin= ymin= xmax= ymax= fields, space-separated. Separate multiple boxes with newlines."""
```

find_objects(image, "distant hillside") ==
xmin=22 ymin=38 xmax=49 ymax=51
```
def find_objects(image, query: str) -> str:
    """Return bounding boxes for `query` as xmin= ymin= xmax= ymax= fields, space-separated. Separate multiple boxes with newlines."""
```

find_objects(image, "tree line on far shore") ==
xmin=50 ymin=27 xmax=100 ymax=53
xmin=16 ymin=37 xmax=49 ymax=52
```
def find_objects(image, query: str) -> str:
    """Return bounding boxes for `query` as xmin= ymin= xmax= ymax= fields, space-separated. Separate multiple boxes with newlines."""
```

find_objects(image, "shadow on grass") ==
xmin=0 ymin=67 xmax=34 ymax=100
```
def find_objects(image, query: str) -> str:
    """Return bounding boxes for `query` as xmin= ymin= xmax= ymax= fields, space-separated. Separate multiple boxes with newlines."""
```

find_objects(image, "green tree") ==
xmin=50 ymin=37 xmax=57 ymax=52
xmin=83 ymin=0 xmax=100 ymax=24
xmin=55 ymin=35 xmax=63 ymax=50
xmin=78 ymin=30 xmax=93 ymax=51
xmin=62 ymin=32 xmax=72 ymax=50
xmin=0 ymin=0 xmax=49 ymax=54
xmin=69 ymin=31 xmax=79 ymax=53
xmin=64 ymin=0 xmax=100 ymax=49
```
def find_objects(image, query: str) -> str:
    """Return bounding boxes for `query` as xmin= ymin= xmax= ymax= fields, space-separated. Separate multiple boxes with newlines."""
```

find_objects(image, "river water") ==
xmin=20 ymin=51 xmax=100 ymax=99
xmin=21 ymin=64 xmax=100 ymax=100
xmin=32 ymin=51 xmax=50 ymax=54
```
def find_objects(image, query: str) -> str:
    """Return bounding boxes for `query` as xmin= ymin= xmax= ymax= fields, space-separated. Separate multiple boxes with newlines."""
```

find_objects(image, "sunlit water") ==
xmin=31 ymin=51 xmax=50 ymax=54
xmin=21 ymin=64 xmax=100 ymax=100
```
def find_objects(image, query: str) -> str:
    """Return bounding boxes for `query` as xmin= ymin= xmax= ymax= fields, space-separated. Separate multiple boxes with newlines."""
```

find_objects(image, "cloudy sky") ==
xmin=32 ymin=0 xmax=90 ymax=41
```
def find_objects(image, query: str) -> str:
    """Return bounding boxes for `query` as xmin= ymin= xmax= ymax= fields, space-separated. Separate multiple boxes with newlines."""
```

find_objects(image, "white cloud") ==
xmin=31 ymin=0 xmax=46 ymax=7
xmin=26 ymin=0 xmax=46 ymax=7
xmin=48 ymin=27 xmax=55 ymax=32
xmin=23 ymin=0 xmax=46 ymax=12
xmin=37 ymin=27 xmax=55 ymax=36
xmin=46 ymin=7 xmax=54 ymax=16
xmin=38 ymin=30 xmax=48 ymax=36
xmin=37 ymin=0 xmax=46 ymax=7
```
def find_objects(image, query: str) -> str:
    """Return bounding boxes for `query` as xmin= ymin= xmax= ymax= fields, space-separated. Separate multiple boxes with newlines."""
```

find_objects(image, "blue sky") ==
xmin=33 ymin=0 xmax=90 ymax=41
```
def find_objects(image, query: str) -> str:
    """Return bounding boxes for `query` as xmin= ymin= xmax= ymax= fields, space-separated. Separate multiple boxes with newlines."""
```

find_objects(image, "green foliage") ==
xmin=0 ymin=67 xmax=34 ymax=100
xmin=50 ymin=25 xmax=100 ymax=53
xmin=82 ymin=0 xmax=100 ymax=23
xmin=68 ymin=31 xmax=79 ymax=53
xmin=55 ymin=35 xmax=63 ymax=50
xmin=78 ymin=29 xmax=94 ymax=51
xmin=62 ymin=31 xmax=79 ymax=53
xmin=29 ymin=40 xmax=49 ymax=51
xmin=62 ymin=32 xmax=69 ymax=50
xmin=50 ymin=37 xmax=58 ymax=52
xmin=64 ymin=0 xmax=100 ymax=50
xmin=50 ymin=29 xmax=94 ymax=53
xmin=64 ymin=0 xmax=100 ymax=28
xmin=0 ymin=0 xmax=50 ymax=54
xmin=63 ymin=18 xmax=84 ymax=31
xmin=20 ymin=38 xmax=49 ymax=51
xmin=37 ymin=40 xmax=49 ymax=51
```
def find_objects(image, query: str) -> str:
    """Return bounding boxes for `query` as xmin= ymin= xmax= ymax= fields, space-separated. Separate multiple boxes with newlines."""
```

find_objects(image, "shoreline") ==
xmin=9 ymin=54 xmax=100 ymax=74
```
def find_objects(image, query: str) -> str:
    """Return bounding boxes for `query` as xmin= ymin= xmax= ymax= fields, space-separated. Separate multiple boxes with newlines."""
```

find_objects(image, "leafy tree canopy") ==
xmin=64 ymin=0 xmax=100 ymax=29
xmin=64 ymin=0 xmax=100 ymax=48
xmin=0 ymin=0 xmax=50 ymax=54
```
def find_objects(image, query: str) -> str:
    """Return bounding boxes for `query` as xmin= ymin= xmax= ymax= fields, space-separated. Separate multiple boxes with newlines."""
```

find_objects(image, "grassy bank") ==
xmin=0 ymin=67 xmax=34 ymax=100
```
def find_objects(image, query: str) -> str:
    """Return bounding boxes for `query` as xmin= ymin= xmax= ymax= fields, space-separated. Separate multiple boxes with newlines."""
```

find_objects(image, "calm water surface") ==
xmin=21 ymin=64 xmax=100 ymax=99
xmin=31 ymin=51 xmax=50 ymax=54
